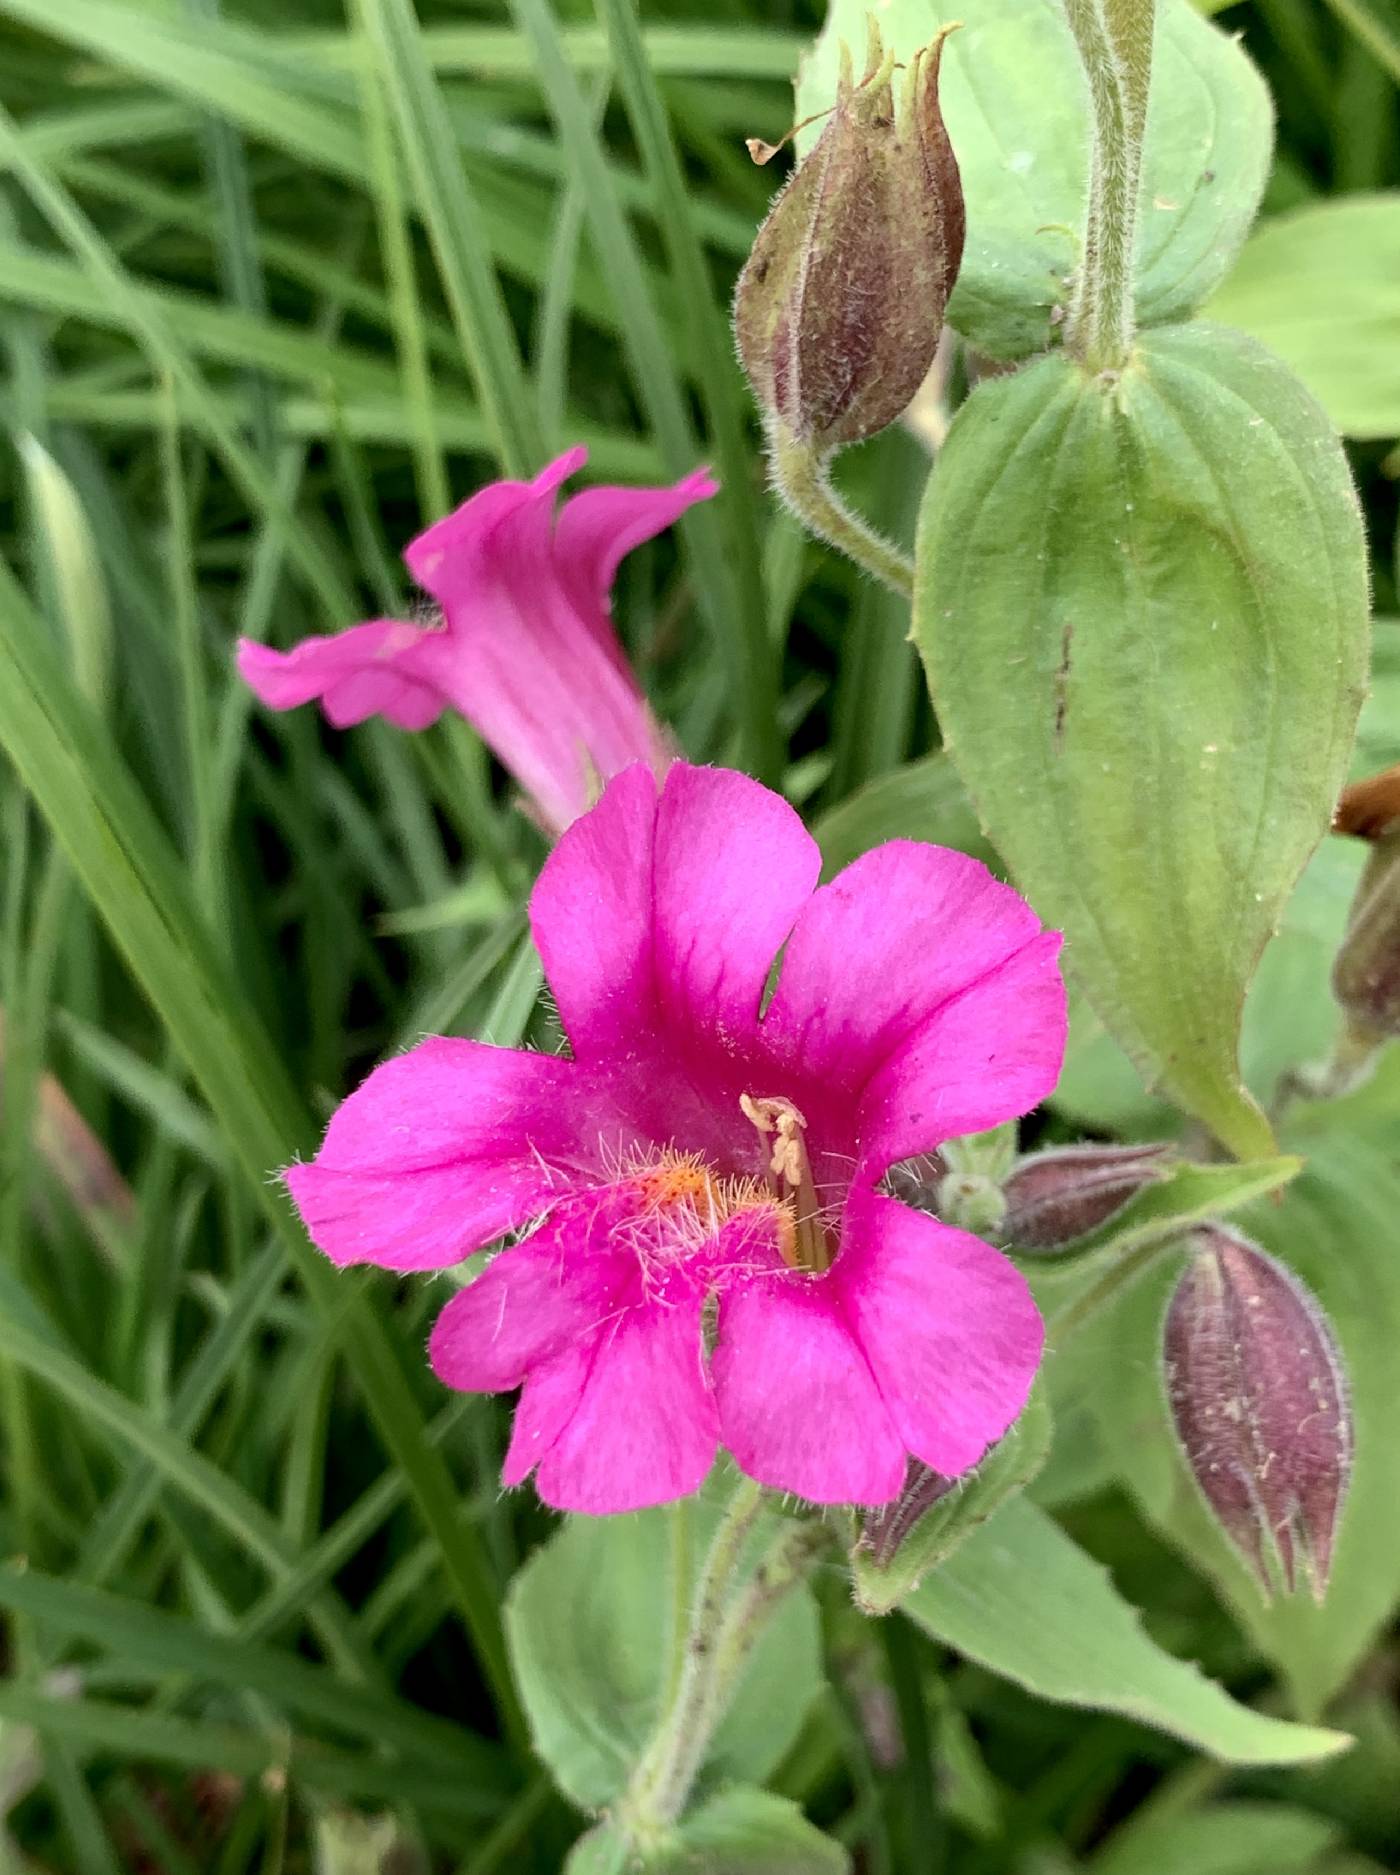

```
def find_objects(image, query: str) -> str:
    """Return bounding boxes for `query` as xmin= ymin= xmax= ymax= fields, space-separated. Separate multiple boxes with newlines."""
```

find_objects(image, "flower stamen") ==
xmin=739 ymin=1094 xmax=834 ymax=1274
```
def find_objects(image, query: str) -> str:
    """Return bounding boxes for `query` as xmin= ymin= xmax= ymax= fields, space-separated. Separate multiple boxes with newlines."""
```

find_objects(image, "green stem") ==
xmin=879 ymin=1619 xmax=942 ymax=1872
xmin=660 ymin=1498 xmax=695 ymax=1715
xmin=771 ymin=429 xmax=914 ymax=601
xmin=620 ymin=1485 xmax=830 ymax=1844
xmin=1063 ymin=0 xmax=1156 ymax=372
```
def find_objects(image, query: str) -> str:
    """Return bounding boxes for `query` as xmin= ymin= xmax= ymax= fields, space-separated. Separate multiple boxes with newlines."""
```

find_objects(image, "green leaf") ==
xmin=568 ymin=1790 xmax=849 ymax=1875
xmin=0 ymin=111 xmax=355 ymax=625
xmin=795 ymin=0 xmax=1271 ymax=360
xmin=1088 ymin=1131 xmax=1400 ymax=1718
xmin=1053 ymin=986 xmax=1180 ymax=1141
xmin=931 ymin=1700 xmax=1001 ymax=1840
xmin=1091 ymin=1800 xmax=1342 ymax=1875
xmin=1054 ymin=834 xmax=1373 ymax=1139
xmin=505 ymin=1498 xmax=822 ymax=1812
xmin=902 ymin=1496 xmax=1349 ymax=1763
xmin=914 ymin=323 xmax=1369 ymax=1160
xmin=811 ymin=752 xmax=998 ymax=879
xmin=564 ymin=1826 xmax=632 ymax=1875
xmin=1206 ymin=196 xmax=1400 ymax=440
xmin=664 ymin=1789 xmax=849 ymax=1873
xmin=852 ymin=1384 xmax=1052 ymax=1616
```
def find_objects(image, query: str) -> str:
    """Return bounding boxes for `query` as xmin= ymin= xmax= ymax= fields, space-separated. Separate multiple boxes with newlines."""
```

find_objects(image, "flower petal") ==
xmin=403 ymin=448 xmax=587 ymax=602
xmin=712 ymin=1265 xmax=907 ymax=1505
xmin=238 ymin=621 xmax=450 ymax=731
xmin=285 ymin=1039 xmax=586 ymax=1272
xmin=402 ymin=448 xmax=672 ymax=833
xmin=501 ymin=1341 xmax=592 ymax=1490
xmin=531 ymin=764 xmax=821 ymax=1065
xmin=653 ymin=764 xmax=822 ymax=1046
xmin=838 ymin=1190 xmax=1044 ymax=1477
xmin=856 ymin=930 xmax=1067 ymax=1167
xmin=530 ymin=764 xmax=660 ymax=1059
xmin=428 ymin=1220 xmax=628 ymax=1393
xmin=763 ymin=843 xmax=1057 ymax=1093
xmin=517 ymin=1298 xmax=719 ymax=1514
xmin=552 ymin=467 xmax=719 ymax=628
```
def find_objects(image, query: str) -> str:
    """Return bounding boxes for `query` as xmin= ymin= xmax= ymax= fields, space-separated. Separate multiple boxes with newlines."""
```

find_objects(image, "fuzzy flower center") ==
xmin=613 ymin=1145 xmax=795 ymax=1287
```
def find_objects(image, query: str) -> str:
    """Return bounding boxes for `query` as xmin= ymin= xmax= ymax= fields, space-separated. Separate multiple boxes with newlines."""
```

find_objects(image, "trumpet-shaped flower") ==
xmin=285 ymin=764 xmax=1066 ymax=1514
xmin=237 ymin=447 xmax=714 ymax=833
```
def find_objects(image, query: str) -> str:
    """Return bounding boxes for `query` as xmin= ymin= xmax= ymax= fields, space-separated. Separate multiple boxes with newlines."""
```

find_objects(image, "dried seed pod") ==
xmin=733 ymin=20 xmax=965 ymax=457
xmin=1001 ymin=1142 xmax=1173 ymax=1252
xmin=1163 ymin=1226 xmax=1351 ymax=1600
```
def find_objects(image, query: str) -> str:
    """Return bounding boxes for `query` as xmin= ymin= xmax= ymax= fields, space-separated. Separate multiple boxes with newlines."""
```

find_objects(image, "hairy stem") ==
xmin=619 ymin=1483 xmax=830 ymax=1844
xmin=771 ymin=428 xmax=914 ymax=600
xmin=1063 ymin=0 xmax=1156 ymax=372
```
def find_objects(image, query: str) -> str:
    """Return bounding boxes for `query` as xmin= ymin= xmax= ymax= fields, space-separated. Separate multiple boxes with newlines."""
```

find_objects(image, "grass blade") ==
xmin=0 ymin=109 xmax=355 ymax=623
xmin=0 ymin=560 xmax=524 ymax=1743
xmin=352 ymin=0 xmax=543 ymax=476
xmin=508 ymin=0 xmax=781 ymax=780
xmin=0 ymin=1685 xmax=507 ymax=1822
xmin=0 ymin=1564 xmax=505 ymax=1781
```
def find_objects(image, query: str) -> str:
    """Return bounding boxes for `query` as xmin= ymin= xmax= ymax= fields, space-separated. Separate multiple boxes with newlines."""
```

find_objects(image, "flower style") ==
xmin=285 ymin=764 xmax=1066 ymax=1514
xmin=237 ymin=447 xmax=715 ymax=834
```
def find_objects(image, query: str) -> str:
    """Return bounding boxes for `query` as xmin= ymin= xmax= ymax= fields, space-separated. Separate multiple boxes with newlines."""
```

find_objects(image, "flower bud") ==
xmin=1332 ymin=824 xmax=1400 ymax=1044
xmin=935 ymin=1169 xmax=1007 ymax=1238
xmin=858 ymin=1460 xmax=955 ymax=1570
xmin=1001 ymin=1143 xmax=1173 ymax=1253
xmin=1163 ymin=1226 xmax=1351 ymax=1600
xmin=733 ymin=21 xmax=965 ymax=457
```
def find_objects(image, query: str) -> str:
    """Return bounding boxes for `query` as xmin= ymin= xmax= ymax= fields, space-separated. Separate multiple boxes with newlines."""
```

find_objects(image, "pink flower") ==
xmin=285 ymin=765 xmax=1066 ymax=1514
xmin=237 ymin=447 xmax=716 ymax=834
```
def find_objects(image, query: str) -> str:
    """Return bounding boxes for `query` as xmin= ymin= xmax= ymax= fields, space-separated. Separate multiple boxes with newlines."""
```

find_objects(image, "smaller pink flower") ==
xmin=284 ymin=764 xmax=1067 ymax=1516
xmin=237 ymin=447 xmax=715 ymax=834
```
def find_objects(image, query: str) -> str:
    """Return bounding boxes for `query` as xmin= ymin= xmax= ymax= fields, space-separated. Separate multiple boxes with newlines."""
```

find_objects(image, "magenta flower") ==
xmin=237 ymin=447 xmax=715 ymax=834
xmin=285 ymin=764 xmax=1066 ymax=1514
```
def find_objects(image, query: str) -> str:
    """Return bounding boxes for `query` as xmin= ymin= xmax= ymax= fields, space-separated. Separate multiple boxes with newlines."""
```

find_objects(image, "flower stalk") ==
xmin=1063 ymin=0 xmax=1156 ymax=372
xmin=619 ymin=1482 xmax=830 ymax=1845
xmin=771 ymin=429 xmax=915 ymax=601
